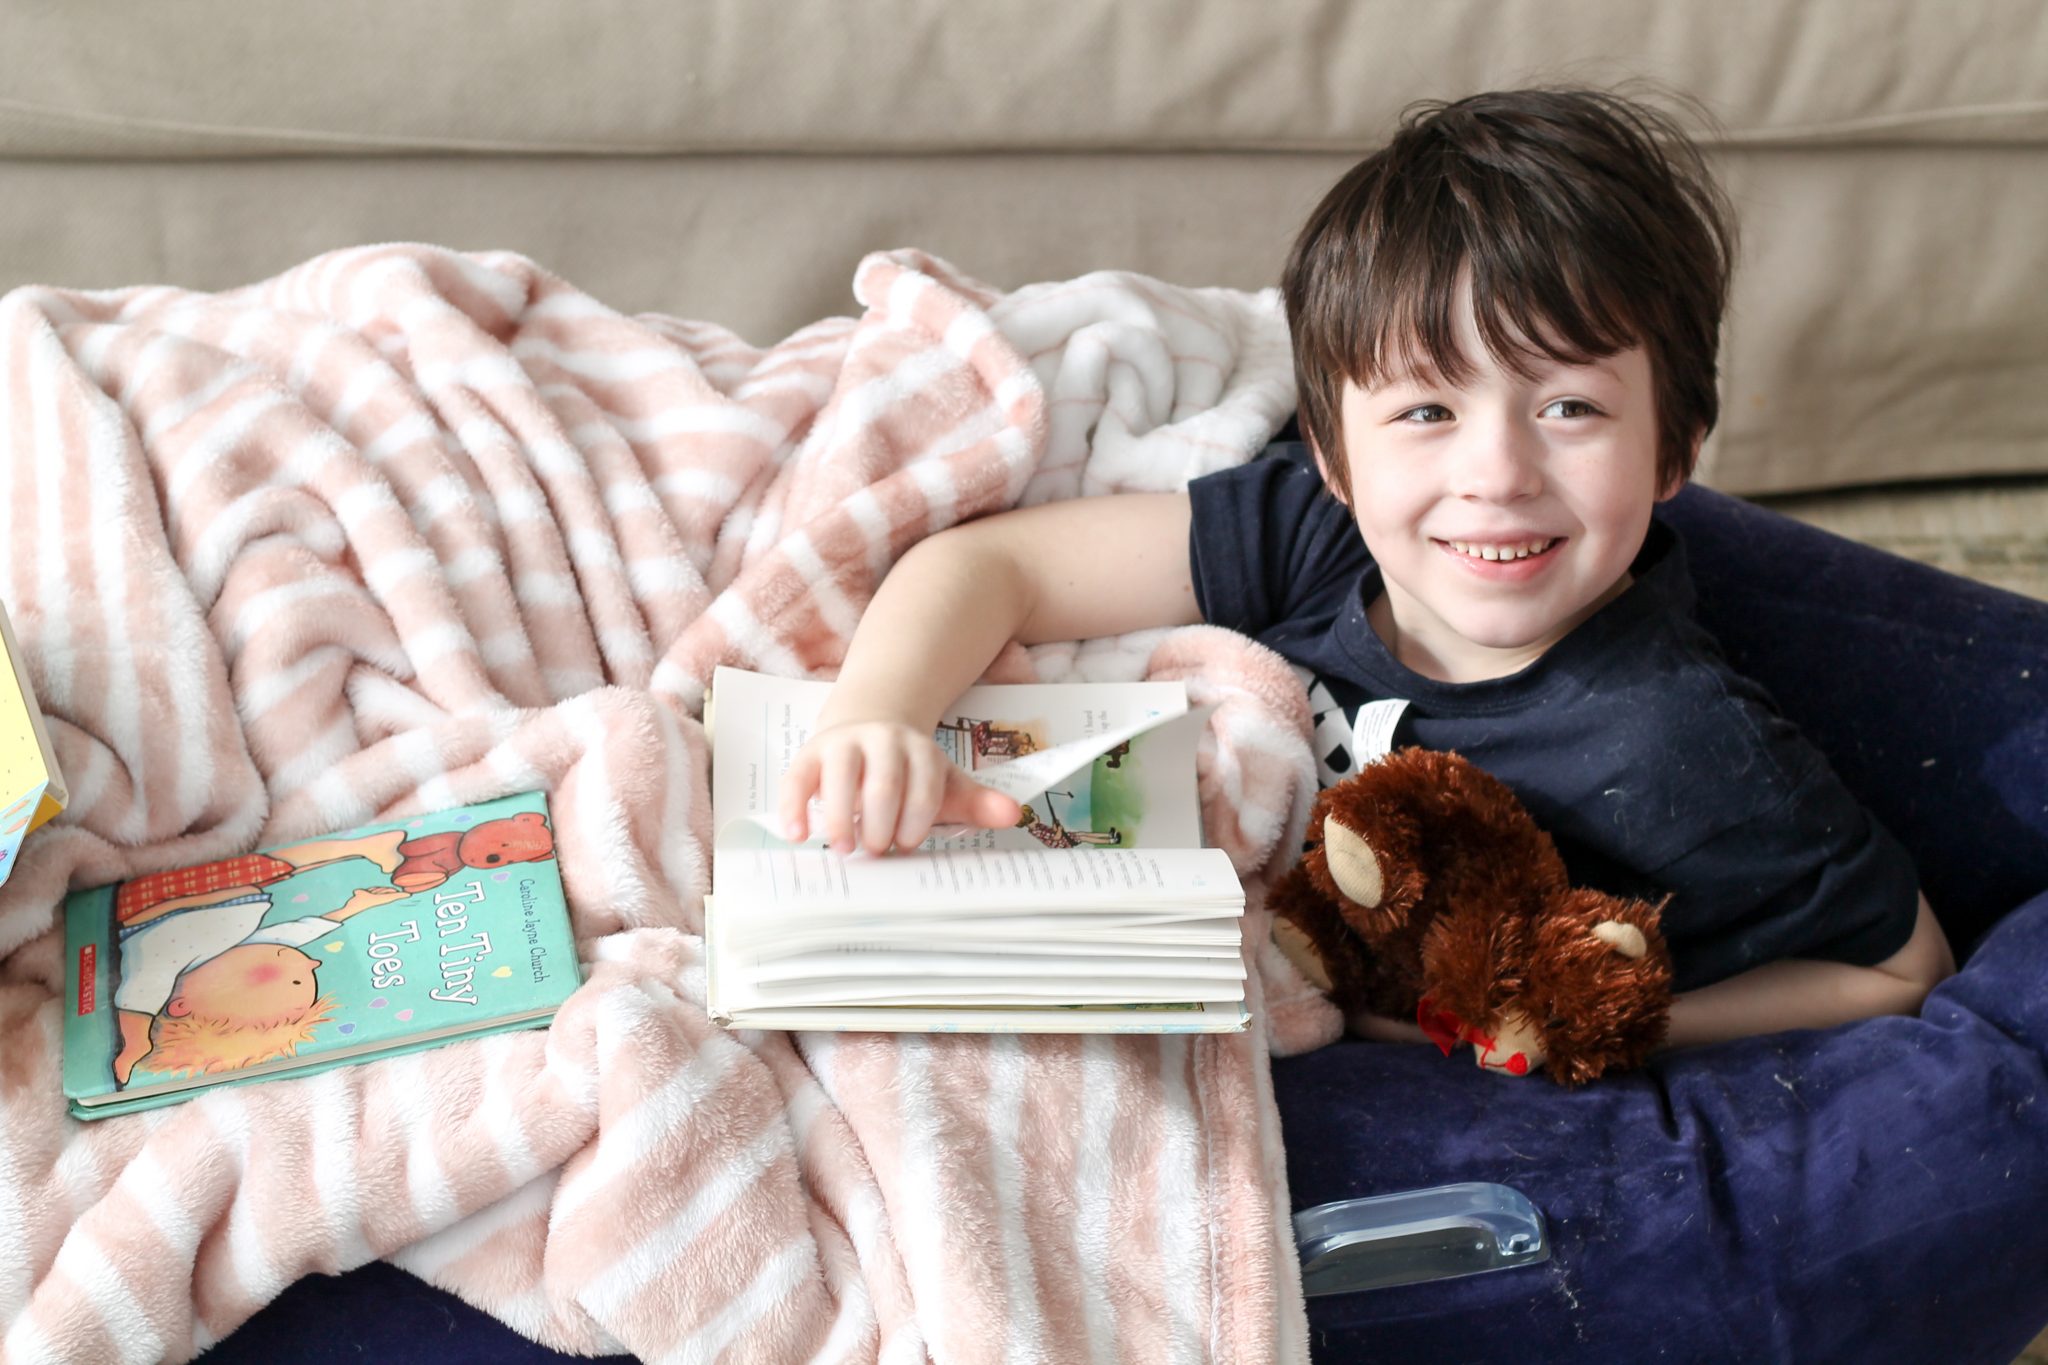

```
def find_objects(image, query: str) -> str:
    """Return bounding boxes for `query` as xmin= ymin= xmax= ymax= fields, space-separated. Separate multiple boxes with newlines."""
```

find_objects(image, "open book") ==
xmin=705 ymin=666 xmax=1247 ymax=1033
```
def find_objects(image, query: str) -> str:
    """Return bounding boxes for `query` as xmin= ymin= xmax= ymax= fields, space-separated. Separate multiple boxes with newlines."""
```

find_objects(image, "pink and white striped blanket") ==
xmin=0 ymin=245 xmax=1343 ymax=1362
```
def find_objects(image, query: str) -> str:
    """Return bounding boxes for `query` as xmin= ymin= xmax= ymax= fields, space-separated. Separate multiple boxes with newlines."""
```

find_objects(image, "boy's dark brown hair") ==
xmin=1282 ymin=88 xmax=1735 ymax=502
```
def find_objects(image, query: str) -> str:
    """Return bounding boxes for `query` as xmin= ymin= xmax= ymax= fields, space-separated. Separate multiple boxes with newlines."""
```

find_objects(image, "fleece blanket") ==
xmin=0 ymin=245 xmax=1341 ymax=1363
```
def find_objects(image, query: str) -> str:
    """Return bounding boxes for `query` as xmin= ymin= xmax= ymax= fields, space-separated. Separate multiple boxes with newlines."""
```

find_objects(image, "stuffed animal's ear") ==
xmin=1589 ymin=920 xmax=1651 ymax=960
xmin=1306 ymin=799 xmax=1428 ymax=924
xmin=1319 ymin=817 xmax=1383 ymax=910
xmin=1523 ymin=891 xmax=1673 ymax=1086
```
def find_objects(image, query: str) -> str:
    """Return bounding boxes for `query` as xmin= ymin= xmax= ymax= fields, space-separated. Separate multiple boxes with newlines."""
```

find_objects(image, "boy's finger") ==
xmin=817 ymin=746 xmax=863 ymax=854
xmin=935 ymin=769 xmax=1023 ymax=830
xmin=971 ymin=785 xmax=1024 ymax=830
xmin=893 ymin=748 xmax=947 ymax=851
xmin=858 ymin=743 xmax=908 ymax=857
xmin=779 ymin=750 xmax=821 ymax=840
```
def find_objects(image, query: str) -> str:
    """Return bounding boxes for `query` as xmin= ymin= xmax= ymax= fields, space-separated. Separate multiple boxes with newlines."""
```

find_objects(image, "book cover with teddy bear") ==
xmin=62 ymin=790 xmax=579 ymax=1118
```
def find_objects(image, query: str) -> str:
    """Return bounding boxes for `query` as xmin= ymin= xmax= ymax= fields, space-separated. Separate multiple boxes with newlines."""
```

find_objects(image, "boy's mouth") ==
xmin=1436 ymin=537 xmax=1562 ymax=562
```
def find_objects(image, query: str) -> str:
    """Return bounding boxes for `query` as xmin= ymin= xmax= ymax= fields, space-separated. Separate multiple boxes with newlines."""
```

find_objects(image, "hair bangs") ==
xmin=1341 ymin=169 xmax=1644 ymax=399
xmin=1465 ymin=239 xmax=1643 ymax=382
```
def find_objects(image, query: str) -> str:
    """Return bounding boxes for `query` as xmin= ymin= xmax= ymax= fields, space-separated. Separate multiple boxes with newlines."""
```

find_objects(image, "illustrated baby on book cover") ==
xmin=63 ymin=790 xmax=579 ymax=1117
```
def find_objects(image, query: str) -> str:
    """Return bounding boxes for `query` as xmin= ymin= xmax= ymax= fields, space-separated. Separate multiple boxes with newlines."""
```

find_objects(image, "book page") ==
xmin=723 ymin=973 xmax=1246 ymax=1010
xmin=738 ymin=926 xmax=1244 ymax=960
xmin=708 ymin=843 xmax=1245 ymax=1011
xmin=716 ymin=1002 xmax=1247 ymax=1035
xmin=713 ymin=841 xmax=1241 ymax=918
xmin=744 ymin=951 xmax=1246 ymax=984
xmin=709 ymin=666 xmax=1205 ymax=853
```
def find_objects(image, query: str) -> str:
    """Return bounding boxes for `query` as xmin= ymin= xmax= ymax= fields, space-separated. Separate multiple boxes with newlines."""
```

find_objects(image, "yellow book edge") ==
xmin=0 ymin=598 xmax=67 ymax=833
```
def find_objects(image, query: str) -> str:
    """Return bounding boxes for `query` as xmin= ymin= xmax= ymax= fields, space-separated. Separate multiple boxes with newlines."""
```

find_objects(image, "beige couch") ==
xmin=6 ymin=0 xmax=2045 ymax=503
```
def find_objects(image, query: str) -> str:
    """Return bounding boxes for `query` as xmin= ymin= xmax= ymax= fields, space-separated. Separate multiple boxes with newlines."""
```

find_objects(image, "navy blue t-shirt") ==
xmin=1187 ymin=442 xmax=1920 ymax=992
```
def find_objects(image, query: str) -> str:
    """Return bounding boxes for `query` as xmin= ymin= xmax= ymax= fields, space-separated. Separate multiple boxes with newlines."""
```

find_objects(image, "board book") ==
xmin=705 ymin=666 xmax=1248 ymax=1034
xmin=0 ymin=596 xmax=68 ymax=890
xmin=62 ymin=790 xmax=580 ymax=1119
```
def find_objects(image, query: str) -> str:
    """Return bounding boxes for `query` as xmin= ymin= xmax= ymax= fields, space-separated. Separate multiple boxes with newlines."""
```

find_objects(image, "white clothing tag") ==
xmin=1351 ymin=698 xmax=1410 ymax=765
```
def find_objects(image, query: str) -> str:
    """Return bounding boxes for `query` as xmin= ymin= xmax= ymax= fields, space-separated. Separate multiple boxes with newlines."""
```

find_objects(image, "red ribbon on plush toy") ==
xmin=1415 ymin=995 xmax=1530 ymax=1073
xmin=1417 ymin=996 xmax=1464 ymax=1056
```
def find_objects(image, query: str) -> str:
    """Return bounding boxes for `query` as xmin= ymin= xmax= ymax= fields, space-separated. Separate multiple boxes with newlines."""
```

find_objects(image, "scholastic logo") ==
xmin=77 ymin=945 xmax=96 ymax=1015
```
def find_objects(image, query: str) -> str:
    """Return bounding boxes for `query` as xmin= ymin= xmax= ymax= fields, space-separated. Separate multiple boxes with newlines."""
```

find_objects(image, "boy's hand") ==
xmin=779 ymin=721 xmax=1022 ymax=856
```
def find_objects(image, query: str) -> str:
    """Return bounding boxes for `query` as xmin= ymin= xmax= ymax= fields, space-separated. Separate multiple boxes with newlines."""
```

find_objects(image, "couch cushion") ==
xmin=1706 ymin=144 xmax=2048 ymax=492
xmin=5 ymin=0 xmax=2045 ymax=156
xmin=6 ymin=2 xmax=2046 ymax=493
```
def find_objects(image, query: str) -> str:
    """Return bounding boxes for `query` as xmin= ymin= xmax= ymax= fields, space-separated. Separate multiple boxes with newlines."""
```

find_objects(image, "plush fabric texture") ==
xmin=0 ymin=247 xmax=1327 ymax=1363
xmin=1280 ymin=484 xmax=2048 ymax=1363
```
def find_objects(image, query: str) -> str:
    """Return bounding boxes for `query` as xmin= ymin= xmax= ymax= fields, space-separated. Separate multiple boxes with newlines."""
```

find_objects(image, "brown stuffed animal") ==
xmin=1269 ymin=747 xmax=1673 ymax=1086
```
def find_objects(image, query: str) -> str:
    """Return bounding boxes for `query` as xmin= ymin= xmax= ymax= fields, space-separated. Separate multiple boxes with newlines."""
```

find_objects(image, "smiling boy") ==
xmin=779 ymin=88 xmax=1954 ymax=1066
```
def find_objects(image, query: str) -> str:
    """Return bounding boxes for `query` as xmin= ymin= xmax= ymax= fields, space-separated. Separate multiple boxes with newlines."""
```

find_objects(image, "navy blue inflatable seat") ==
xmin=1279 ymin=484 xmax=2048 ymax=1364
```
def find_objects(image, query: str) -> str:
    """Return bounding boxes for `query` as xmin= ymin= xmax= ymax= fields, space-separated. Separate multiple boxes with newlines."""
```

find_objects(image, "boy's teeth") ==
xmin=1448 ymin=539 xmax=1555 ymax=561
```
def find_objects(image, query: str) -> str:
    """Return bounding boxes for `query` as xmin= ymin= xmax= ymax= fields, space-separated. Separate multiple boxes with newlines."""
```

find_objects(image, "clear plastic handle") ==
xmin=1293 ymin=1181 xmax=1549 ymax=1296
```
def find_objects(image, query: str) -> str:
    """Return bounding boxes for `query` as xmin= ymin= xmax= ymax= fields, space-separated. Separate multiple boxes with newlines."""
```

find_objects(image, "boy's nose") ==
xmin=1449 ymin=422 xmax=1543 ymax=503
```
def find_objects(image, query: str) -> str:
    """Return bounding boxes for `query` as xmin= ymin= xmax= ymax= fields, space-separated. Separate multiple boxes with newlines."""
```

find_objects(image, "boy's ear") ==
xmin=1657 ymin=431 xmax=1706 ymax=502
xmin=1307 ymin=437 xmax=1351 ymax=508
xmin=166 ymin=995 xmax=191 ymax=1018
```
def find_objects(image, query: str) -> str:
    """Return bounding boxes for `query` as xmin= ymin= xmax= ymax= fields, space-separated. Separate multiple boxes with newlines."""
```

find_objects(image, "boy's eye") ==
xmin=1396 ymin=404 xmax=1453 ymax=424
xmin=1539 ymin=398 xmax=1600 ymax=419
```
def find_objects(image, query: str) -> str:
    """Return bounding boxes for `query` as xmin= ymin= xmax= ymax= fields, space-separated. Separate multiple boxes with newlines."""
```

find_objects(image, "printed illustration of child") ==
xmin=111 ymin=882 xmax=407 ymax=1083
xmin=777 ymin=87 xmax=1954 ymax=1070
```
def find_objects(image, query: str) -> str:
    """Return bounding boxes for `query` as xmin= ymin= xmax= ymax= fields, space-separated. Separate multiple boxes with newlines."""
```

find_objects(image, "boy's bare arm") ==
xmin=816 ymin=493 xmax=1198 ymax=728
xmin=1662 ymin=894 xmax=1955 ymax=1048
xmin=785 ymin=493 xmax=1200 ymax=854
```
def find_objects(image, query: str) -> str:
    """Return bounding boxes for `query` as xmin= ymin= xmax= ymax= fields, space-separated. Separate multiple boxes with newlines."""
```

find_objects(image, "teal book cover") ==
xmin=62 ymin=790 xmax=580 ymax=1119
